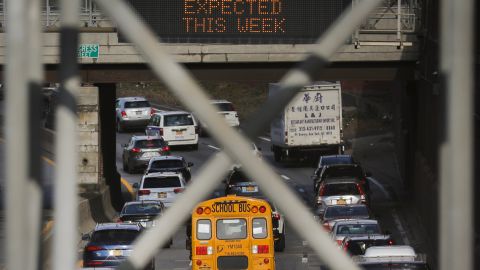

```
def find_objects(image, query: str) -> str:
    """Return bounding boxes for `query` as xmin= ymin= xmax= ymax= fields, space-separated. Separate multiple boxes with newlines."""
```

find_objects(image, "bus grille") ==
xmin=217 ymin=256 xmax=248 ymax=269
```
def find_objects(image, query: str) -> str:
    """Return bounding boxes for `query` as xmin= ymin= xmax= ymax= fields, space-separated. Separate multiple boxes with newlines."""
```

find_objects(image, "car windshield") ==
xmin=151 ymin=160 xmax=184 ymax=169
xmin=324 ymin=206 xmax=369 ymax=219
xmin=124 ymin=101 xmax=150 ymax=108
xmin=134 ymin=139 xmax=164 ymax=149
xmin=122 ymin=203 xmax=162 ymax=215
xmin=323 ymin=183 xmax=360 ymax=196
xmin=336 ymin=223 xmax=380 ymax=235
xmin=228 ymin=171 xmax=254 ymax=185
xmin=360 ymin=264 xmax=429 ymax=270
xmin=164 ymin=114 xmax=194 ymax=126
xmin=143 ymin=176 xmax=181 ymax=188
xmin=91 ymin=229 xmax=139 ymax=244
xmin=214 ymin=102 xmax=235 ymax=111
xmin=322 ymin=166 xmax=363 ymax=179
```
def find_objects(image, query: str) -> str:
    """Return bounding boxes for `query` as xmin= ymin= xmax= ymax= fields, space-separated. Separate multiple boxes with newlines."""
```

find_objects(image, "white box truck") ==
xmin=269 ymin=81 xmax=344 ymax=162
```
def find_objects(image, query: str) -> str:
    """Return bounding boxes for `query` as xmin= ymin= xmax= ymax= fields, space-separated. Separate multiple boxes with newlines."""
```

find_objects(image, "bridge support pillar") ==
xmin=97 ymin=83 xmax=124 ymax=211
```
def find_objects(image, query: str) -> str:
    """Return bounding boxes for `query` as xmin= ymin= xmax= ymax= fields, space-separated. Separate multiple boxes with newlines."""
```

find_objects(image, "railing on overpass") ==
xmin=0 ymin=0 xmax=420 ymax=46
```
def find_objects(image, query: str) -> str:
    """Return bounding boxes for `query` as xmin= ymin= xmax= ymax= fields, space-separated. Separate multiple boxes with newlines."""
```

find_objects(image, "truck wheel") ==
xmin=275 ymin=234 xmax=286 ymax=252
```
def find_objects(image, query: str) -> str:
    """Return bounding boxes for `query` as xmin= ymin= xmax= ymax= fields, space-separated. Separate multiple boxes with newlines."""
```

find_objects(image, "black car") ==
xmin=122 ymin=135 xmax=170 ymax=173
xmin=224 ymin=167 xmax=257 ymax=195
xmin=82 ymin=223 xmax=155 ymax=269
xmin=313 ymin=164 xmax=371 ymax=194
xmin=145 ymin=156 xmax=194 ymax=182
xmin=119 ymin=200 xmax=173 ymax=247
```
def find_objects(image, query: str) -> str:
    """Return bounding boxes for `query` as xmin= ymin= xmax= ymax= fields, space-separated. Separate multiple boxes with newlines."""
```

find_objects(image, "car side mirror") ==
xmin=188 ymin=162 xmax=194 ymax=167
xmin=132 ymin=182 xmax=140 ymax=189
xmin=366 ymin=171 xmax=372 ymax=177
xmin=81 ymin=233 xmax=90 ymax=241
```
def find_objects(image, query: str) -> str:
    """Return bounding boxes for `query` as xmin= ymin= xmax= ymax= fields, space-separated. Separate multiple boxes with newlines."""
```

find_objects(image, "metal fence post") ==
xmin=52 ymin=0 xmax=80 ymax=269
xmin=5 ymin=0 xmax=30 ymax=269
xmin=439 ymin=0 xmax=474 ymax=270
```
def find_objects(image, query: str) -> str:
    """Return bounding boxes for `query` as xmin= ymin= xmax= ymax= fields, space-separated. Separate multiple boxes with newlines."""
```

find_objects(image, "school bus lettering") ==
xmin=227 ymin=243 xmax=242 ymax=249
xmin=211 ymin=201 xmax=251 ymax=213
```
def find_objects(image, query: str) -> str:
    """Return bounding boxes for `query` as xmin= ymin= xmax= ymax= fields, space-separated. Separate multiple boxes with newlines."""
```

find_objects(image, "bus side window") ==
xmin=252 ymin=218 xmax=267 ymax=239
xmin=196 ymin=219 xmax=211 ymax=240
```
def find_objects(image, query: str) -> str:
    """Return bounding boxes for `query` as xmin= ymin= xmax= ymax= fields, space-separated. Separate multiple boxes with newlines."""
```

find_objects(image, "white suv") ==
xmin=145 ymin=111 xmax=199 ymax=149
xmin=115 ymin=97 xmax=153 ymax=132
xmin=135 ymin=172 xmax=187 ymax=208
xmin=200 ymin=100 xmax=240 ymax=135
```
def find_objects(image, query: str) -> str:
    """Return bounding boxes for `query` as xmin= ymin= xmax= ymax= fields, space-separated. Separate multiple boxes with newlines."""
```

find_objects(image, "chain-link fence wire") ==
xmin=90 ymin=0 xmax=383 ymax=270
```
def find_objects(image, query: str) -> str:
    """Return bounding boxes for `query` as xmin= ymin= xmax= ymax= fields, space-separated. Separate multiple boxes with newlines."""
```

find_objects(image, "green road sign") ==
xmin=78 ymin=44 xmax=99 ymax=58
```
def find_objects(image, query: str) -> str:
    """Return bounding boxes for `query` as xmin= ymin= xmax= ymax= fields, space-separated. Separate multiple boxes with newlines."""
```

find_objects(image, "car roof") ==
xmin=94 ymin=222 xmax=141 ymax=231
xmin=334 ymin=219 xmax=379 ymax=226
xmin=323 ymin=177 xmax=362 ymax=184
xmin=364 ymin=246 xmax=416 ymax=258
xmin=131 ymin=135 xmax=163 ymax=141
xmin=210 ymin=99 xmax=232 ymax=104
xmin=144 ymin=171 xmax=183 ymax=177
xmin=149 ymin=156 xmax=184 ymax=162
xmin=123 ymin=200 xmax=163 ymax=207
xmin=324 ymin=163 xmax=360 ymax=169
xmin=153 ymin=110 xmax=191 ymax=116
xmin=325 ymin=204 xmax=368 ymax=210
xmin=344 ymin=234 xmax=391 ymax=241
xmin=320 ymin=155 xmax=353 ymax=161
xmin=117 ymin=96 xmax=148 ymax=102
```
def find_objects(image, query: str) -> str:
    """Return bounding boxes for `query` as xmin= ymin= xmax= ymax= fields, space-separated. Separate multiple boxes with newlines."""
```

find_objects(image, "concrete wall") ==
xmin=76 ymin=86 xmax=101 ymax=188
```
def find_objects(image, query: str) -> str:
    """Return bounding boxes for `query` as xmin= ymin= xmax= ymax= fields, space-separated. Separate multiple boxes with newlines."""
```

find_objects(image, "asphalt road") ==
xmin=114 ymin=129 xmax=419 ymax=270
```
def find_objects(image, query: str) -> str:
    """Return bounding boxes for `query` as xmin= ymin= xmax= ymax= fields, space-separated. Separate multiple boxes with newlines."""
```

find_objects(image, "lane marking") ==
xmin=392 ymin=209 xmax=411 ymax=245
xmin=281 ymin=175 xmax=290 ymax=180
xmin=42 ymin=220 xmax=54 ymax=236
xmin=121 ymin=177 xmax=135 ymax=198
xmin=368 ymin=177 xmax=391 ymax=199
xmin=258 ymin=136 xmax=271 ymax=142
xmin=207 ymin=145 xmax=220 ymax=151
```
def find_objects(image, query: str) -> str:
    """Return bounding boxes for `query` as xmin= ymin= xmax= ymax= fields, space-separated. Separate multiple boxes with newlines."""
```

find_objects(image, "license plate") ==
xmin=175 ymin=131 xmax=183 ymax=135
xmin=158 ymin=192 xmax=166 ymax=198
xmin=336 ymin=199 xmax=346 ymax=205
xmin=136 ymin=111 xmax=142 ymax=115
xmin=242 ymin=186 xmax=258 ymax=192
xmin=112 ymin=250 xmax=123 ymax=256
xmin=143 ymin=152 xmax=158 ymax=158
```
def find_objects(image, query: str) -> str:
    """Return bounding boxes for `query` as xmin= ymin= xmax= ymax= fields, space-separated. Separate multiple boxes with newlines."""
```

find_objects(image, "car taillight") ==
xmin=121 ymin=110 xmax=127 ymax=118
xmin=388 ymin=239 xmax=394 ymax=245
xmin=150 ymin=108 xmax=156 ymax=115
xmin=131 ymin=147 xmax=141 ymax=153
xmin=318 ymin=185 xmax=326 ymax=196
xmin=138 ymin=189 xmax=150 ymax=196
xmin=343 ymin=241 xmax=350 ymax=251
xmin=174 ymin=188 xmax=184 ymax=194
xmin=252 ymin=245 xmax=269 ymax=254
xmin=116 ymin=217 xmax=123 ymax=223
xmin=323 ymin=222 xmax=331 ymax=231
xmin=272 ymin=213 xmax=281 ymax=220
xmin=158 ymin=128 xmax=163 ymax=136
xmin=195 ymin=246 xmax=212 ymax=255
xmin=356 ymin=184 xmax=365 ymax=195
xmin=85 ymin=245 xmax=104 ymax=252
xmin=84 ymin=261 xmax=104 ymax=267
xmin=161 ymin=146 xmax=170 ymax=152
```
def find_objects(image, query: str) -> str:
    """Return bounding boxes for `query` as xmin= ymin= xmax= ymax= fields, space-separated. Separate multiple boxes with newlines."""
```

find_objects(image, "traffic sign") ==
xmin=78 ymin=44 xmax=99 ymax=58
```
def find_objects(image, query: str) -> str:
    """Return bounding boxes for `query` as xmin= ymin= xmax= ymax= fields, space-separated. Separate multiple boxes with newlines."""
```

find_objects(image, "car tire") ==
xmin=273 ymin=149 xmax=282 ymax=162
xmin=275 ymin=233 xmax=286 ymax=252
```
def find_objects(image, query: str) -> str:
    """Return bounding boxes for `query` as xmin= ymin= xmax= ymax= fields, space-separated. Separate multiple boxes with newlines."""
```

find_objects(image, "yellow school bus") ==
xmin=191 ymin=195 xmax=275 ymax=270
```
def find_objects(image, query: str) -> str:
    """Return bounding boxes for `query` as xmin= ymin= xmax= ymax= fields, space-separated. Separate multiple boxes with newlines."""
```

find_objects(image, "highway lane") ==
xmin=115 ymin=129 xmax=417 ymax=270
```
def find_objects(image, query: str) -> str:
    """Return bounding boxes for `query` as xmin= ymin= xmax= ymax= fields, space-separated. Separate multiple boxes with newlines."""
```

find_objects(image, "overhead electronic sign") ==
xmin=123 ymin=0 xmax=350 ymax=44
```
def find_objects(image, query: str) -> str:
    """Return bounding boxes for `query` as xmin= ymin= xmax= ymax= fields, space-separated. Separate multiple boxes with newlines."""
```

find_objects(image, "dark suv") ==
xmin=224 ymin=167 xmax=257 ymax=195
xmin=313 ymin=164 xmax=371 ymax=194
xmin=145 ymin=156 xmax=194 ymax=182
xmin=82 ymin=223 xmax=154 ymax=269
xmin=122 ymin=135 xmax=170 ymax=173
